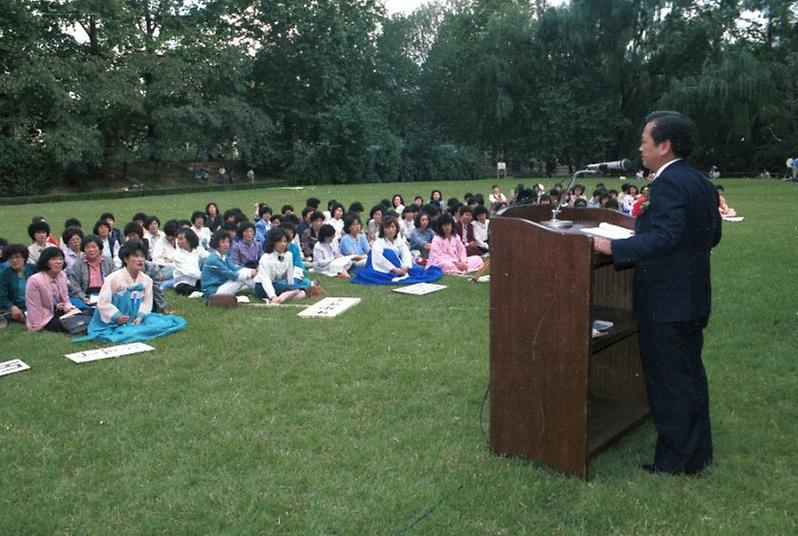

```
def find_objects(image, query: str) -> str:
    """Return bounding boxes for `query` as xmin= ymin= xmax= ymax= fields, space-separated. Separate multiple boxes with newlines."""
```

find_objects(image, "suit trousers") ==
xmin=637 ymin=318 xmax=713 ymax=474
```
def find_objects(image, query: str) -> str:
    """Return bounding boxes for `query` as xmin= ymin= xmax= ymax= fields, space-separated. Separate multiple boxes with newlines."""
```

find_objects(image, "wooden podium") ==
xmin=489 ymin=205 xmax=649 ymax=479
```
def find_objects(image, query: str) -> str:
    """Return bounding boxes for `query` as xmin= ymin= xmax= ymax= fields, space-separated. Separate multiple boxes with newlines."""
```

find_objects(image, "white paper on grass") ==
xmin=65 ymin=342 xmax=155 ymax=364
xmin=297 ymin=297 xmax=361 ymax=318
xmin=0 ymin=359 xmax=30 ymax=377
xmin=392 ymin=283 xmax=447 ymax=295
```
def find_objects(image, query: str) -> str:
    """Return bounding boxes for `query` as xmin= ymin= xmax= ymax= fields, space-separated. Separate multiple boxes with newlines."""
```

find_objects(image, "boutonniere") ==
xmin=640 ymin=196 xmax=651 ymax=215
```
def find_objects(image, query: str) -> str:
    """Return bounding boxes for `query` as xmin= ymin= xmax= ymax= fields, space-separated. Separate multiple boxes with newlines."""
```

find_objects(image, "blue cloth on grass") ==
xmin=350 ymin=249 xmax=442 ymax=285
xmin=73 ymin=283 xmax=186 ymax=343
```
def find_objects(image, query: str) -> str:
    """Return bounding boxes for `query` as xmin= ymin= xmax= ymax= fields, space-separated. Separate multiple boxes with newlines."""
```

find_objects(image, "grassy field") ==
xmin=1 ymin=177 xmax=796 ymax=534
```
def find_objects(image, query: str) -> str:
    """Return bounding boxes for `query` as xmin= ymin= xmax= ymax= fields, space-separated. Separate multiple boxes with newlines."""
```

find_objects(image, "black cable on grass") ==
xmin=394 ymin=482 xmax=464 ymax=535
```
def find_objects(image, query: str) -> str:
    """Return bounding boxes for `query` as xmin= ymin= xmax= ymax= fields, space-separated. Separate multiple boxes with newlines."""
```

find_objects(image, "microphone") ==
xmin=586 ymin=159 xmax=632 ymax=172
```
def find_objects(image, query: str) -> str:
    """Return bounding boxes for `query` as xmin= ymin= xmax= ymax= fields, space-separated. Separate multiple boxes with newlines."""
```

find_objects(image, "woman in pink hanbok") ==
xmin=427 ymin=214 xmax=484 ymax=275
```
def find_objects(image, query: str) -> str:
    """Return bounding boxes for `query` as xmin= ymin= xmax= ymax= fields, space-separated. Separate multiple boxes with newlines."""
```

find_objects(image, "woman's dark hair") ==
xmin=80 ymin=234 xmax=104 ymax=252
xmin=329 ymin=202 xmax=344 ymax=216
xmin=124 ymin=222 xmax=144 ymax=239
xmin=236 ymin=221 xmax=255 ymax=239
xmin=100 ymin=212 xmax=115 ymax=223
xmin=348 ymin=201 xmax=364 ymax=213
xmin=317 ymin=224 xmax=336 ymax=242
xmin=36 ymin=246 xmax=65 ymax=272
xmin=92 ymin=220 xmax=111 ymax=235
xmin=132 ymin=212 xmax=148 ymax=223
xmin=343 ymin=213 xmax=362 ymax=235
xmin=178 ymin=219 xmax=192 ymax=228
xmin=628 ymin=185 xmax=638 ymax=195
xmin=573 ymin=198 xmax=588 ymax=208
xmin=191 ymin=210 xmax=207 ymax=224
xmin=221 ymin=221 xmax=238 ymax=234
xmin=474 ymin=205 xmax=490 ymax=219
xmin=209 ymin=229 xmax=230 ymax=250
xmin=420 ymin=203 xmax=440 ymax=219
xmin=281 ymin=204 xmax=294 ymax=214
xmin=414 ymin=211 xmax=430 ymax=228
xmin=447 ymin=197 xmax=461 ymax=210
xmin=27 ymin=220 xmax=51 ymax=240
xmin=309 ymin=210 xmax=325 ymax=223
xmin=145 ymin=215 xmax=161 ymax=228
xmin=1 ymin=244 xmax=29 ymax=262
xmin=434 ymin=213 xmax=455 ymax=237
xmin=402 ymin=206 xmax=418 ymax=217
xmin=270 ymin=214 xmax=282 ymax=225
xmin=392 ymin=194 xmax=404 ymax=207
xmin=205 ymin=202 xmax=219 ymax=215
xmin=380 ymin=198 xmax=391 ymax=210
xmin=430 ymin=189 xmax=442 ymax=200
xmin=163 ymin=220 xmax=180 ymax=238
xmin=64 ymin=218 xmax=81 ymax=229
xmin=62 ymin=227 xmax=84 ymax=246
xmin=264 ymin=227 xmax=287 ymax=254
xmin=305 ymin=197 xmax=320 ymax=209
xmin=258 ymin=204 xmax=273 ymax=218
xmin=605 ymin=198 xmax=620 ymax=210
xmin=573 ymin=184 xmax=585 ymax=196
xmin=378 ymin=215 xmax=399 ymax=238
xmin=369 ymin=205 xmax=383 ymax=219
xmin=327 ymin=199 xmax=339 ymax=211
xmin=414 ymin=196 xmax=424 ymax=204
xmin=282 ymin=213 xmax=300 ymax=226
xmin=301 ymin=206 xmax=315 ymax=219
xmin=119 ymin=240 xmax=146 ymax=266
xmin=176 ymin=228 xmax=199 ymax=250
xmin=279 ymin=221 xmax=296 ymax=237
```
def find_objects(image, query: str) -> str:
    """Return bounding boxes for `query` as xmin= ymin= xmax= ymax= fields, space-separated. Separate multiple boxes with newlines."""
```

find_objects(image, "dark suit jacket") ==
xmin=611 ymin=159 xmax=721 ymax=323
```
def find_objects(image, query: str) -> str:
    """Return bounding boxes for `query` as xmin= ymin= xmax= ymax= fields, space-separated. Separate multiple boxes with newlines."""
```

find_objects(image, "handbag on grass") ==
xmin=59 ymin=310 xmax=93 ymax=334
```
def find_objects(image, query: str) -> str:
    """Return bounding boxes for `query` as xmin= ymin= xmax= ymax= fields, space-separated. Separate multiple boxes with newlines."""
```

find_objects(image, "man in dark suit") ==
xmin=593 ymin=111 xmax=722 ymax=475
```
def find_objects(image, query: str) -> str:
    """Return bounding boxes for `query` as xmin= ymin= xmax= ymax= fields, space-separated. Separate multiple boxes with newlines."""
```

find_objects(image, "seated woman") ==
xmin=200 ymin=230 xmax=256 ymax=297
xmin=0 ymin=244 xmax=35 ymax=327
xmin=350 ymin=216 xmax=443 ymax=285
xmin=338 ymin=213 xmax=369 ymax=269
xmin=152 ymin=219 xmax=180 ymax=280
xmin=27 ymin=220 xmax=51 ymax=266
xmin=366 ymin=205 xmax=383 ymax=244
xmin=190 ymin=211 xmax=212 ymax=250
xmin=409 ymin=212 xmax=435 ymax=259
xmin=471 ymin=205 xmax=490 ymax=254
xmin=716 ymin=185 xmax=738 ymax=217
xmin=93 ymin=219 xmax=121 ymax=268
xmin=25 ymin=247 xmax=77 ymax=332
xmin=74 ymin=241 xmax=187 ymax=343
xmin=277 ymin=222 xmax=314 ymax=292
xmin=229 ymin=221 xmax=262 ymax=268
xmin=68 ymin=235 xmax=116 ymax=310
xmin=61 ymin=227 xmax=84 ymax=276
xmin=173 ymin=228 xmax=209 ymax=297
xmin=312 ymin=224 xmax=354 ymax=278
xmin=428 ymin=213 xmax=484 ymax=275
xmin=326 ymin=202 xmax=345 ymax=238
xmin=255 ymin=228 xmax=321 ymax=303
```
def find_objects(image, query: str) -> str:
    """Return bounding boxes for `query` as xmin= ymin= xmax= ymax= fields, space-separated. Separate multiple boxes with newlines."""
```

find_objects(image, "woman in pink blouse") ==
xmin=427 ymin=213 xmax=484 ymax=275
xmin=25 ymin=247 xmax=77 ymax=332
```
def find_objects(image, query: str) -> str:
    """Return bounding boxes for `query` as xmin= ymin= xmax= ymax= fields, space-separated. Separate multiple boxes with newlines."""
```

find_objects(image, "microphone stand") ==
xmin=541 ymin=169 xmax=599 ymax=229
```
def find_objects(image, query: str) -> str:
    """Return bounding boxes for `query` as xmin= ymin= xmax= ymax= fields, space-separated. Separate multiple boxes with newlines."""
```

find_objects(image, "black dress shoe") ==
xmin=641 ymin=464 xmax=681 ymax=475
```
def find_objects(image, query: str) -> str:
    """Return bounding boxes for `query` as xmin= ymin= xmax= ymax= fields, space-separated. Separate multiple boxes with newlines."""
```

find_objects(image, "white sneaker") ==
xmin=188 ymin=291 xmax=204 ymax=299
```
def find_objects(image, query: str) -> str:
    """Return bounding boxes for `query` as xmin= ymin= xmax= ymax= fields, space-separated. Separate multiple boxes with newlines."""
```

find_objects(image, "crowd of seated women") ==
xmin=20 ymin=179 xmax=739 ymax=333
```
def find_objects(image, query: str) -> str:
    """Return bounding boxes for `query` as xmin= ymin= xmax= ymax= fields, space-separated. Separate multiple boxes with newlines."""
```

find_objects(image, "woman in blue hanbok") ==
xmin=74 ymin=241 xmax=186 ymax=343
xmin=350 ymin=216 xmax=443 ymax=285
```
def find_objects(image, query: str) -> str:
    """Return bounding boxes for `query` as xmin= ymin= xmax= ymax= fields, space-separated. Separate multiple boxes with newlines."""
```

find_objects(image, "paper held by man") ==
xmin=579 ymin=222 xmax=634 ymax=240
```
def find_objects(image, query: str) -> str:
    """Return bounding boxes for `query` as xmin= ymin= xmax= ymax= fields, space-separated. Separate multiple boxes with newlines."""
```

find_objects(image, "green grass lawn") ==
xmin=1 ymin=177 xmax=797 ymax=534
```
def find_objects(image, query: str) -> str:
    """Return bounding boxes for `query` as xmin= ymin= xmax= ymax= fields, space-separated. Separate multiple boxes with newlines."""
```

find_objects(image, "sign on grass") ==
xmin=392 ymin=283 xmax=447 ymax=295
xmin=297 ymin=297 xmax=361 ymax=318
xmin=65 ymin=342 xmax=155 ymax=364
xmin=0 ymin=359 xmax=30 ymax=377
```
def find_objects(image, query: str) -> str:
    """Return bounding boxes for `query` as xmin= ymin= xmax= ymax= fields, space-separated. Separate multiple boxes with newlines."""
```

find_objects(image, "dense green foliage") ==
xmin=1 ymin=1 xmax=796 ymax=195
xmin=0 ymin=178 xmax=796 ymax=533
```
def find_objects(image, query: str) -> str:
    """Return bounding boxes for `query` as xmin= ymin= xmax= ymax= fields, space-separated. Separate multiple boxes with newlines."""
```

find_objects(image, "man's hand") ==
xmin=593 ymin=237 xmax=613 ymax=256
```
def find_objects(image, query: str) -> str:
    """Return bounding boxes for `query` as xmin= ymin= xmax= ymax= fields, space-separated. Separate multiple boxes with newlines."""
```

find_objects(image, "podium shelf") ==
xmin=588 ymin=396 xmax=649 ymax=456
xmin=591 ymin=306 xmax=637 ymax=353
